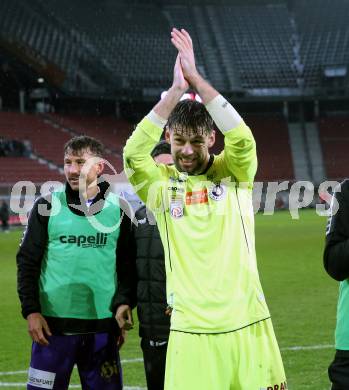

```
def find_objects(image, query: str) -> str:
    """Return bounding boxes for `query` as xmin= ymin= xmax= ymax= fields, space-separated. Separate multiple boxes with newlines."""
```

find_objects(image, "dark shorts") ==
xmin=329 ymin=349 xmax=349 ymax=390
xmin=27 ymin=332 xmax=122 ymax=390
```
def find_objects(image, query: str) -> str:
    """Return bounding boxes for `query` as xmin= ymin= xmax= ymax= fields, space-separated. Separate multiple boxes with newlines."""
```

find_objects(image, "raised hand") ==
xmin=171 ymin=28 xmax=199 ymax=85
xmin=172 ymin=53 xmax=189 ymax=92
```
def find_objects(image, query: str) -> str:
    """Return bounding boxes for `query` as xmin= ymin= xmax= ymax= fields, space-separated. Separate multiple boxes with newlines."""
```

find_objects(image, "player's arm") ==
xmin=123 ymin=113 xmax=165 ymax=207
xmin=206 ymin=96 xmax=257 ymax=184
xmin=171 ymin=28 xmax=256 ymax=184
xmin=324 ymin=181 xmax=349 ymax=281
xmin=112 ymin=212 xmax=137 ymax=329
xmin=16 ymin=196 xmax=52 ymax=345
xmin=123 ymin=54 xmax=188 ymax=206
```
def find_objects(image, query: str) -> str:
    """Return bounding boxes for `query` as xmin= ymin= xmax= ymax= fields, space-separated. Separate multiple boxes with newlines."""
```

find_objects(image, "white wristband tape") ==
xmin=205 ymin=95 xmax=243 ymax=133
xmin=147 ymin=110 xmax=168 ymax=129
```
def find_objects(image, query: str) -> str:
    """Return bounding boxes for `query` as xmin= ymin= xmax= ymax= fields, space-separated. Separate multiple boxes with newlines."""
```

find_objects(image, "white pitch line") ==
xmin=0 ymin=346 xmax=335 ymax=387
xmin=281 ymin=344 xmax=333 ymax=351
xmin=0 ymin=358 xmax=143 ymax=377
xmin=0 ymin=384 xmax=145 ymax=389
xmin=0 ymin=384 xmax=81 ymax=388
xmin=0 ymin=371 xmax=28 ymax=376
xmin=121 ymin=357 xmax=144 ymax=364
xmin=124 ymin=388 xmax=146 ymax=390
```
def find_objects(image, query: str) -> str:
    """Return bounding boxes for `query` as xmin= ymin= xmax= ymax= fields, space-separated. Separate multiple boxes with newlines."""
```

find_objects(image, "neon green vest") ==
xmin=39 ymin=190 xmax=120 ymax=320
xmin=336 ymin=281 xmax=349 ymax=349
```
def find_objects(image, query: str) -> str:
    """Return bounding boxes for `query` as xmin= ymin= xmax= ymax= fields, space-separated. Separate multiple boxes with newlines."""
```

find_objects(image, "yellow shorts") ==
xmin=164 ymin=319 xmax=287 ymax=390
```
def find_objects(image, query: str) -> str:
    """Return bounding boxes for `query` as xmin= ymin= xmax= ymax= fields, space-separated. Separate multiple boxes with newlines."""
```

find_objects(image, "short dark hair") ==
xmin=64 ymin=135 xmax=104 ymax=157
xmin=167 ymin=99 xmax=214 ymax=136
xmin=151 ymin=140 xmax=171 ymax=158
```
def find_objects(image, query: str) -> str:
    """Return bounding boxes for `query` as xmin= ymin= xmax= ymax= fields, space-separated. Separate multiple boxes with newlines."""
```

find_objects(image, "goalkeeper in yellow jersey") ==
xmin=123 ymin=28 xmax=287 ymax=390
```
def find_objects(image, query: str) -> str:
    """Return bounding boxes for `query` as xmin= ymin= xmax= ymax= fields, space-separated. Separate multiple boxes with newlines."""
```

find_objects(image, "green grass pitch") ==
xmin=0 ymin=209 xmax=338 ymax=389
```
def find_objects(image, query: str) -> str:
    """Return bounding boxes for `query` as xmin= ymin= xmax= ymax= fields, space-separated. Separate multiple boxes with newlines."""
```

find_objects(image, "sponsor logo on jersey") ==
xmin=170 ymin=202 xmax=184 ymax=219
xmin=209 ymin=184 xmax=226 ymax=201
xmin=185 ymin=189 xmax=208 ymax=205
xmin=28 ymin=367 xmax=56 ymax=389
xmin=59 ymin=233 xmax=109 ymax=248
xmin=168 ymin=186 xmax=185 ymax=193
xmin=260 ymin=381 xmax=288 ymax=390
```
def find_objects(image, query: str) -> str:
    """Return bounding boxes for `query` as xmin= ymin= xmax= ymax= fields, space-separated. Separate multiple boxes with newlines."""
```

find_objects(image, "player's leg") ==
xmin=141 ymin=338 xmax=168 ymax=390
xmin=328 ymin=350 xmax=349 ymax=390
xmin=164 ymin=331 xmax=232 ymax=390
xmin=77 ymin=332 xmax=122 ymax=390
xmin=27 ymin=335 xmax=77 ymax=390
xmin=232 ymin=318 xmax=287 ymax=390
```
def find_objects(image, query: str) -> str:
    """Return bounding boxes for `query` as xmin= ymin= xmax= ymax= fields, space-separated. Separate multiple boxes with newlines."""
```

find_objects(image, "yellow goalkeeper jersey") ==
xmin=123 ymin=117 xmax=270 ymax=333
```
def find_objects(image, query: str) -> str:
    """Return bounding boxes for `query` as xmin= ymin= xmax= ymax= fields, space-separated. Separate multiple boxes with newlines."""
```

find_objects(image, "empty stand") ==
xmin=318 ymin=116 xmax=349 ymax=180
xmin=0 ymin=112 xmax=71 ymax=166
xmin=0 ymin=111 xmax=129 ymax=184
xmin=1 ymin=0 xmax=348 ymax=93
xmin=36 ymin=0 xmax=175 ymax=90
xmin=210 ymin=4 xmax=297 ymax=90
xmin=0 ymin=156 xmax=63 ymax=184
xmin=48 ymin=114 xmax=126 ymax=173
xmin=248 ymin=115 xmax=294 ymax=181
xmin=294 ymin=0 xmax=349 ymax=89
xmin=0 ymin=0 xmax=80 ymax=90
xmin=0 ymin=112 xmax=66 ymax=183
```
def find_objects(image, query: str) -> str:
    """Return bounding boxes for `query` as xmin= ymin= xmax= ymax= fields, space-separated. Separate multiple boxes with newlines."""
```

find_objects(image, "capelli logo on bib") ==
xmin=59 ymin=233 xmax=109 ymax=248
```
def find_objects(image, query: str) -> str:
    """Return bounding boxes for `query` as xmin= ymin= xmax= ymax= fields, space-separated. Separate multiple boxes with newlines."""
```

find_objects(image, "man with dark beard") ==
xmin=123 ymin=28 xmax=287 ymax=390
